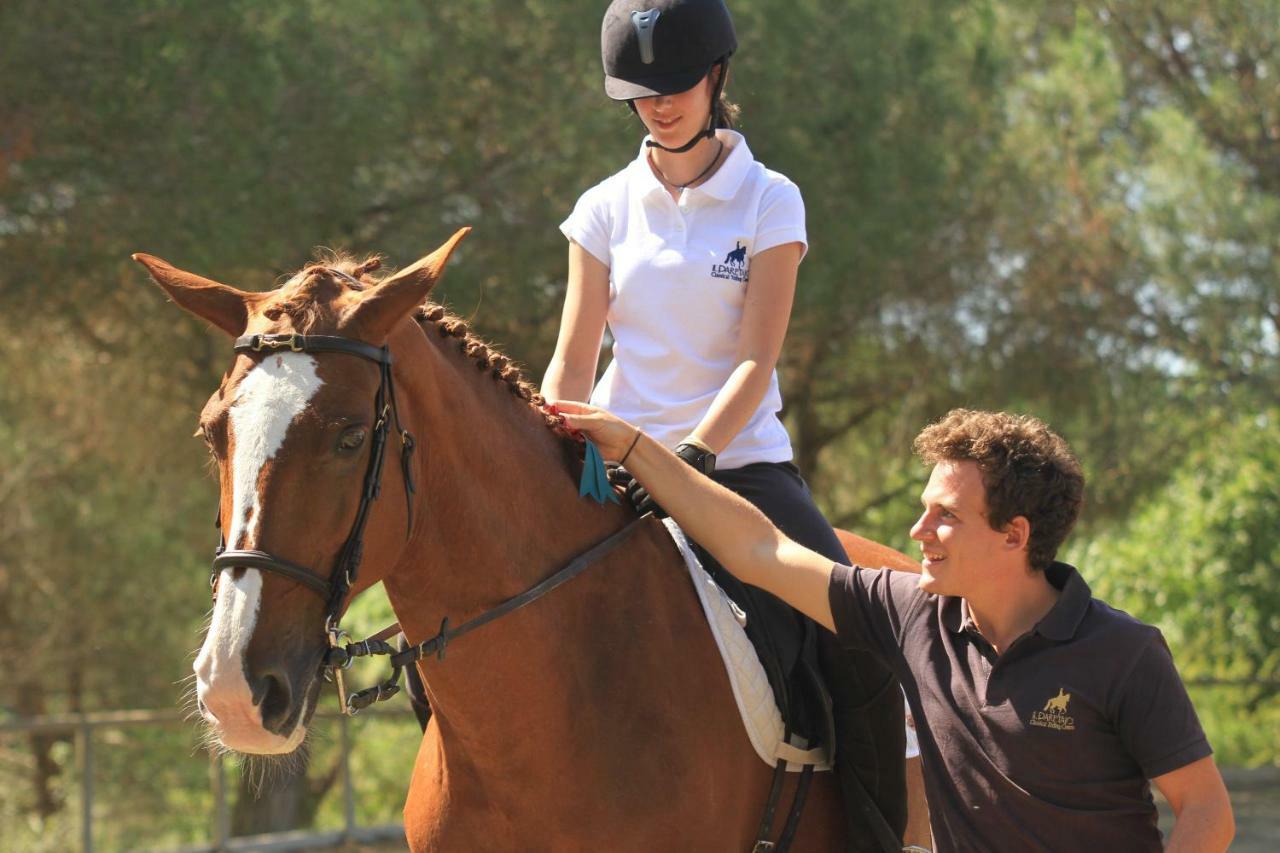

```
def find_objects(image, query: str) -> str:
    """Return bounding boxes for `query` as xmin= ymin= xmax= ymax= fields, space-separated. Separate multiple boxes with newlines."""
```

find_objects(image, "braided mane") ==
xmin=414 ymin=303 xmax=573 ymax=437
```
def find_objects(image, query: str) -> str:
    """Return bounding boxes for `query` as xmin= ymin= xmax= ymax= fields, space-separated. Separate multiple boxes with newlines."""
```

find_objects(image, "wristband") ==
xmin=618 ymin=428 xmax=643 ymax=466
xmin=674 ymin=441 xmax=717 ymax=475
xmin=678 ymin=435 xmax=715 ymax=454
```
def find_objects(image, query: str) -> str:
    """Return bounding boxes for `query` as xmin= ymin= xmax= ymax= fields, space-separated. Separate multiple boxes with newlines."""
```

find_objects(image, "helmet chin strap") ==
xmin=644 ymin=121 xmax=715 ymax=154
xmin=638 ymin=58 xmax=730 ymax=154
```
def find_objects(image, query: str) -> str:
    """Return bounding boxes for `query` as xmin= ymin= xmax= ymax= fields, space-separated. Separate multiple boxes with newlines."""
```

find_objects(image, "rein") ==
xmin=209 ymin=316 xmax=642 ymax=715
xmin=327 ymin=515 xmax=647 ymax=713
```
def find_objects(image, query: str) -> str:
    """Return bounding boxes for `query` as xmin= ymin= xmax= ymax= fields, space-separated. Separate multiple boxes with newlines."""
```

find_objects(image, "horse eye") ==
xmin=338 ymin=427 xmax=367 ymax=452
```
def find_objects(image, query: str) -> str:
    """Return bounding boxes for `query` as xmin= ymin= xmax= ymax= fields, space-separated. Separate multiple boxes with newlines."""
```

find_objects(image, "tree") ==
xmin=2 ymin=1 xmax=1277 ymax=840
xmin=1073 ymin=404 xmax=1280 ymax=765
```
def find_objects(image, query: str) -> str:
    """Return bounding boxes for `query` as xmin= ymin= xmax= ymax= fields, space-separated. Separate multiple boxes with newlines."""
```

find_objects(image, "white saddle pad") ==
xmin=662 ymin=519 xmax=831 ymax=772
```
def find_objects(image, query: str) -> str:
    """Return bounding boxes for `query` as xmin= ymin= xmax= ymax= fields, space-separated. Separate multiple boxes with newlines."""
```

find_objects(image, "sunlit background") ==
xmin=1 ymin=1 xmax=1276 ymax=849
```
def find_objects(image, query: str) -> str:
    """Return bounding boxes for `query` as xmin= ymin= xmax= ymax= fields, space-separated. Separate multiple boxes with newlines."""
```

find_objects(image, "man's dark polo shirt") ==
xmin=829 ymin=562 xmax=1211 ymax=852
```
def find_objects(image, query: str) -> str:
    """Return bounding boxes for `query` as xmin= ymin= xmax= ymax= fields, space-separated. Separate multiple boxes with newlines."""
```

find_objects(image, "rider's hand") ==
xmin=607 ymin=464 xmax=665 ymax=518
xmin=555 ymin=401 xmax=719 ymax=517
xmin=606 ymin=445 xmax=714 ymax=518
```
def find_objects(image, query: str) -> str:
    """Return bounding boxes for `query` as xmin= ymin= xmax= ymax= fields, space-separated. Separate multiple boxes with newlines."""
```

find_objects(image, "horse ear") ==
xmin=350 ymin=227 xmax=470 ymax=340
xmin=132 ymin=253 xmax=259 ymax=337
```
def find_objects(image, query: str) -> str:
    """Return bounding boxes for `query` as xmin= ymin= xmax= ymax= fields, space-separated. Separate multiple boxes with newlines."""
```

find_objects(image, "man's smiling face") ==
xmin=909 ymin=459 xmax=1012 ymax=596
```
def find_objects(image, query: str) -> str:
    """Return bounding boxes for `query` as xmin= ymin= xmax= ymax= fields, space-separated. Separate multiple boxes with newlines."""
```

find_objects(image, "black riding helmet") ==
xmin=601 ymin=0 xmax=738 ymax=153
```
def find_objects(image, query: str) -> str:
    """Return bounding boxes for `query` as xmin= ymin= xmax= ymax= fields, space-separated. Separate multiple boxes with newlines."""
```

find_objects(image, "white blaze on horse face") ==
xmin=225 ymin=353 xmax=324 ymax=547
xmin=194 ymin=352 xmax=322 ymax=752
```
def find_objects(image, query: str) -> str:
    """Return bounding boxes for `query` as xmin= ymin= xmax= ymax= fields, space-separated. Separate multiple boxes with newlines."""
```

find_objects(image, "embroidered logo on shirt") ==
xmin=711 ymin=241 xmax=749 ymax=283
xmin=1029 ymin=688 xmax=1075 ymax=731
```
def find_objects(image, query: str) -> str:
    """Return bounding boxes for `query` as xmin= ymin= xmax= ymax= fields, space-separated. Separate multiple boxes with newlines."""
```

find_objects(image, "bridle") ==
xmin=209 ymin=284 xmax=418 ymax=700
xmin=208 ymin=297 xmax=644 ymax=715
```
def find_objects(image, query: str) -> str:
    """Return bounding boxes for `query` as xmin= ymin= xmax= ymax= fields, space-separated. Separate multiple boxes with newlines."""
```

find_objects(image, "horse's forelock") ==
xmin=265 ymin=252 xmax=386 ymax=333
xmin=300 ymin=248 xmax=386 ymax=285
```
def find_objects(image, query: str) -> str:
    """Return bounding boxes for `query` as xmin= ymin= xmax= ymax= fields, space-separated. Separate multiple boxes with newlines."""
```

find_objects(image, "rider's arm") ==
xmin=542 ymin=241 xmax=609 ymax=404
xmin=686 ymin=242 xmax=802 ymax=452
xmin=555 ymin=402 xmax=837 ymax=631
xmin=628 ymin=428 xmax=837 ymax=630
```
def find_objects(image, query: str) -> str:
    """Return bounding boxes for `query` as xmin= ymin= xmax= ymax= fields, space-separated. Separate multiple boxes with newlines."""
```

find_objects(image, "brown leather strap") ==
xmin=385 ymin=516 xmax=650 ymax=668
xmin=212 ymin=549 xmax=330 ymax=598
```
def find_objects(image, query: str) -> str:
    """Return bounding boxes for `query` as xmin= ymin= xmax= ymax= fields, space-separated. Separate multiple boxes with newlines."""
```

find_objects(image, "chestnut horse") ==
xmin=135 ymin=230 xmax=917 ymax=851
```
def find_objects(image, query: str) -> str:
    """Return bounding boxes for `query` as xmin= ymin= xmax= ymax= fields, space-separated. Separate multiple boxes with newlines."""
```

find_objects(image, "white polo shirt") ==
xmin=560 ymin=130 xmax=806 ymax=469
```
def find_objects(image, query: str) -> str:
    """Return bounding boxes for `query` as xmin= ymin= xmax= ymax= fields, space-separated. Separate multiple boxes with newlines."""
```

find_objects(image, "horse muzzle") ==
xmin=194 ymin=639 xmax=323 ymax=755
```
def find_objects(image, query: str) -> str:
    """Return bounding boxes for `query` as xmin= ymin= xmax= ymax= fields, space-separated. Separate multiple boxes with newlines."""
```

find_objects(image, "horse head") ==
xmin=135 ymin=229 xmax=468 ymax=754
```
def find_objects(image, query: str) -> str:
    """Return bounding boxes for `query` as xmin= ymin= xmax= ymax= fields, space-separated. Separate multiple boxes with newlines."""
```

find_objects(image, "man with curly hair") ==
xmin=556 ymin=401 xmax=1235 ymax=852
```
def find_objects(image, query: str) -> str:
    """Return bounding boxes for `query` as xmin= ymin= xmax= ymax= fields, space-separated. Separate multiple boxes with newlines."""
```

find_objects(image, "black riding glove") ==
xmin=606 ymin=463 xmax=658 ymax=517
xmin=607 ymin=442 xmax=716 ymax=519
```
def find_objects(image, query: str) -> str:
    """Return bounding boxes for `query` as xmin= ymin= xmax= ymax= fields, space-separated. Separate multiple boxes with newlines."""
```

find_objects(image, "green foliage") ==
xmin=1 ymin=0 xmax=1278 ymax=839
xmin=0 ymin=710 xmax=421 ymax=850
xmin=1071 ymin=406 xmax=1280 ymax=765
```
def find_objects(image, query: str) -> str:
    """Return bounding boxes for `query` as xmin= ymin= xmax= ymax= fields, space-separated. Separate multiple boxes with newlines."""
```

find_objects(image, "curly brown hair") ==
xmin=913 ymin=409 xmax=1084 ymax=571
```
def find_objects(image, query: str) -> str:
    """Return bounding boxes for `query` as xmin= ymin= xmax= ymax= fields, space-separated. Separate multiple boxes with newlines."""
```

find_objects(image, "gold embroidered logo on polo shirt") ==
xmin=1030 ymin=688 xmax=1075 ymax=731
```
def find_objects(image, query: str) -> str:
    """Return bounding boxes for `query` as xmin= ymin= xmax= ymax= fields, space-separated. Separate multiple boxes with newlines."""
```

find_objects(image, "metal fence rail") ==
xmin=6 ymin=680 xmax=1273 ymax=851
xmin=0 ymin=707 xmax=406 ymax=852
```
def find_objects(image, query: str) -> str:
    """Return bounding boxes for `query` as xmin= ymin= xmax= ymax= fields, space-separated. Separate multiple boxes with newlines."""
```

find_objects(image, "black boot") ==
xmin=818 ymin=628 xmax=907 ymax=853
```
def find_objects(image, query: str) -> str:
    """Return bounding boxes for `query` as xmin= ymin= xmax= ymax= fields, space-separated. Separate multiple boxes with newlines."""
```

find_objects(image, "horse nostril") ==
xmin=256 ymin=671 xmax=295 ymax=736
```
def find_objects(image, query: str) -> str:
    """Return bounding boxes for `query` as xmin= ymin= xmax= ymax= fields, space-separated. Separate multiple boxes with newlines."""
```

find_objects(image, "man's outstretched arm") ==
xmin=556 ymin=401 xmax=838 ymax=631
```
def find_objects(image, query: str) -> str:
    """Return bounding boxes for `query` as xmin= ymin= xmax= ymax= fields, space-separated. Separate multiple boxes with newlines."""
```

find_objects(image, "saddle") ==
xmin=663 ymin=520 xmax=835 ymax=772
xmin=669 ymin=521 xmax=909 ymax=853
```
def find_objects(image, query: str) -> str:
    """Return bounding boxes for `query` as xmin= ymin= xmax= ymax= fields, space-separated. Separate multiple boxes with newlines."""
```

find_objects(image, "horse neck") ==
xmin=373 ymin=320 xmax=763 ymax=818
xmin=383 ymin=315 xmax=634 ymax=663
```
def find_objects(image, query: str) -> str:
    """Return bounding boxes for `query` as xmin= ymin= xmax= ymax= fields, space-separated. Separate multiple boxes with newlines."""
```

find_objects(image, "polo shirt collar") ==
xmin=942 ymin=596 xmax=968 ymax=635
xmin=1034 ymin=561 xmax=1091 ymax=641
xmin=942 ymin=561 xmax=1091 ymax=641
xmin=627 ymin=142 xmax=668 ymax=201
xmin=627 ymin=130 xmax=752 ymax=202
xmin=694 ymin=130 xmax=751 ymax=200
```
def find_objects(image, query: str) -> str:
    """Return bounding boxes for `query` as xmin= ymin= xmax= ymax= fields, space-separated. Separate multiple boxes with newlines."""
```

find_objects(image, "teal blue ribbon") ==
xmin=579 ymin=439 xmax=620 ymax=505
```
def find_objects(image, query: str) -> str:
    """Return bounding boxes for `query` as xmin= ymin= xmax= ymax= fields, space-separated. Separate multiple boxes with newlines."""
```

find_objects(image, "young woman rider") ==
xmin=541 ymin=1 xmax=907 ymax=848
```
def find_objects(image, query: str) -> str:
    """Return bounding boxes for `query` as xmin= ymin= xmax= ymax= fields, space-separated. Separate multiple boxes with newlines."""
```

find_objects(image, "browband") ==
xmin=233 ymin=333 xmax=390 ymax=365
